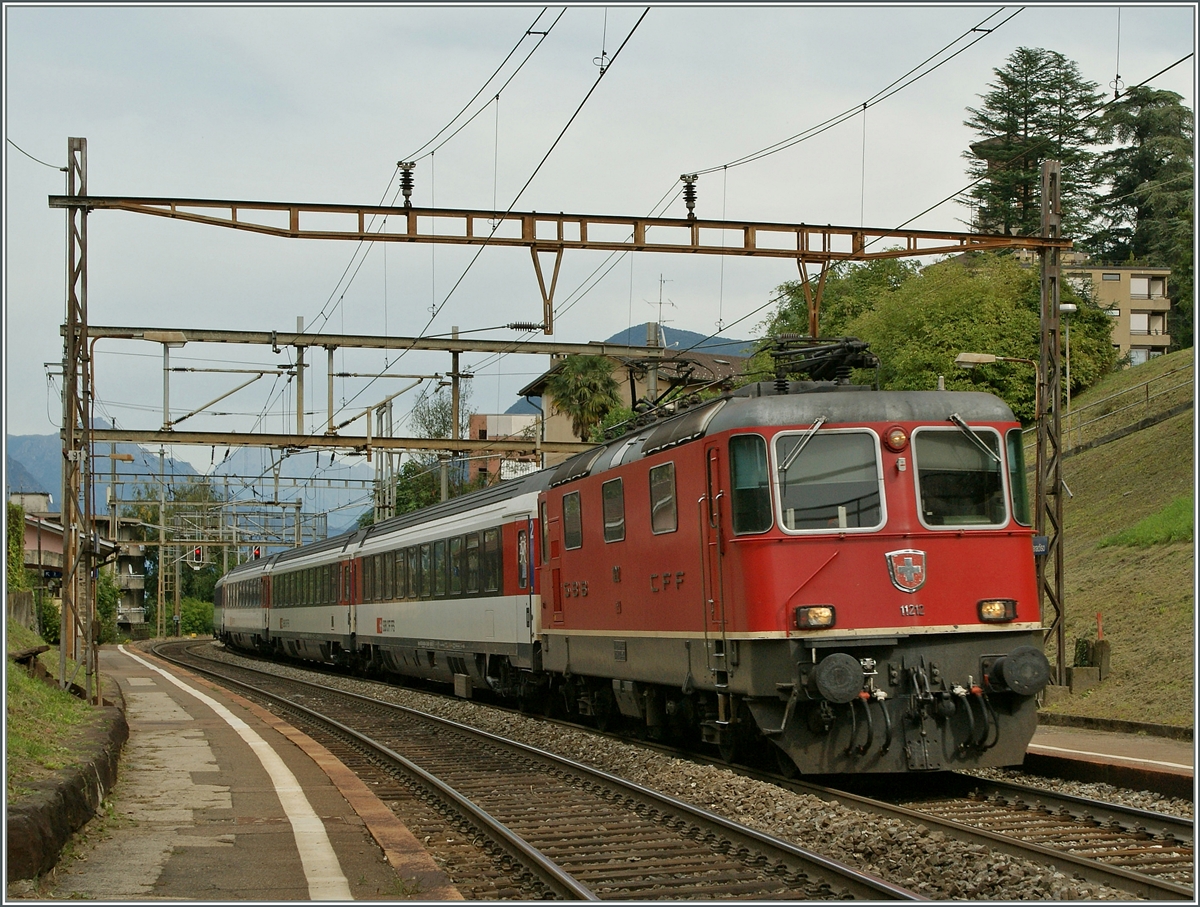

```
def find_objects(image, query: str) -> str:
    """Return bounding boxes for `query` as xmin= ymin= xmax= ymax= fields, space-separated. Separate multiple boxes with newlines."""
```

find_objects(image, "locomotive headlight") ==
xmin=884 ymin=425 xmax=908 ymax=452
xmin=978 ymin=598 xmax=1017 ymax=622
xmin=794 ymin=605 xmax=836 ymax=629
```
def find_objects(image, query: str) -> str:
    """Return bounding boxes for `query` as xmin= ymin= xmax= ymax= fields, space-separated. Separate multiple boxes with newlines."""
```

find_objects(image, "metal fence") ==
xmin=1024 ymin=360 xmax=1194 ymax=456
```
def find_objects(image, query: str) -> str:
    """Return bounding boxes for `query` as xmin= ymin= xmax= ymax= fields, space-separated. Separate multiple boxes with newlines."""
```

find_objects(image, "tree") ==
xmin=357 ymin=384 xmax=482 ymax=526
xmin=7 ymin=503 xmax=29 ymax=592
xmin=843 ymin=254 xmax=1114 ymax=422
xmin=1086 ymin=86 xmax=1194 ymax=349
xmin=764 ymin=258 xmax=922 ymax=339
xmin=964 ymin=47 xmax=1104 ymax=238
xmin=543 ymin=355 xmax=623 ymax=442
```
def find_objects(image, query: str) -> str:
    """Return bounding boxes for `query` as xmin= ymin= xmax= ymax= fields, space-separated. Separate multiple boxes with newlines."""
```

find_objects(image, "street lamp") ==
xmin=954 ymin=352 xmax=1042 ymax=420
xmin=1060 ymin=301 xmax=1080 ymax=431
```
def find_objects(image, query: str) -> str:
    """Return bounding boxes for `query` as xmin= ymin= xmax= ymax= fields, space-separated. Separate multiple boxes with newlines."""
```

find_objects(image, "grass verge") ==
xmin=1042 ymin=406 xmax=1195 ymax=727
xmin=5 ymin=623 xmax=97 ymax=801
xmin=1099 ymin=494 xmax=1193 ymax=548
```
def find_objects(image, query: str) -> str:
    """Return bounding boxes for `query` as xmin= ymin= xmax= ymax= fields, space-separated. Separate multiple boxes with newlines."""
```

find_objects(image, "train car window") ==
xmin=419 ymin=544 xmax=432 ymax=598
xmin=563 ymin=492 xmax=583 ymax=549
xmin=380 ymin=552 xmax=392 ymax=600
xmin=649 ymin=463 xmax=678 ymax=534
xmin=450 ymin=536 xmax=463 ymax=595
xmin=1006 ymin=429 xmax=1031 ymax=526
xmin=913 ymin=428 xmax=1006 ymax=527
xmin=375 ymin=555 xmax=385 ymax=601
xmin=433 ymin=540 xmax=448 ymax=597
xmin=730 ymin=435 xmax=772 ymax=534
xmin=774 ymin=431 xmax=882 ymax=531
xmin=396 ymin=550 xmax=407 ymax=600
xmin=517 ymin=529 xmax=529 ymax=588
xmin=483 ymin=528 xmax=501 ymax=593
xmin=540 ymin=501 xmax=549 ymax=562
xmin=407 ymin=548 xmax=419 ymax=599
xmin=465 ymin=533 xmax=480 ymax=593
xmin=602 ymin=478 xmax=625 ymax=542
xmin=363 ymin=558 xmax=373 ymax=602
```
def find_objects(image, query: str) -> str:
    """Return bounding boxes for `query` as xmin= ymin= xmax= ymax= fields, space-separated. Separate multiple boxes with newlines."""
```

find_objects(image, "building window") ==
xmin=1131 ymin=276 xmax=1150 ymax=298
xmin=649 ymin=463 xmax=677 ymax=535
xmin=1105 ymin=308 xmax=1120 ymax=317
xmin=1130 ymin=312 xmax=1150 ymax=335
xmin=1102 ymin=273 xmax=1120 ymax=281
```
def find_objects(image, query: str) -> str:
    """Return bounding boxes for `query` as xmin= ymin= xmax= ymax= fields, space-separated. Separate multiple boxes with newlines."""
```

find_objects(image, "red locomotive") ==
xmin=216 ymin=338 xmax=1050 ymax=774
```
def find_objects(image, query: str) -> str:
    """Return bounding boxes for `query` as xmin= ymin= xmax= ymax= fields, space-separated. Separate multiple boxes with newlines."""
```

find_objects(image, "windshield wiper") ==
xmin=779 ymin=415 xmax=828 ymax=477
xmin=948 ymin=412 xmax=1001 ymax=464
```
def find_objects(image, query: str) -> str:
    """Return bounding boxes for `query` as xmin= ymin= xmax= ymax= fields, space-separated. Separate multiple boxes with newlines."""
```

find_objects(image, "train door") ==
xmin=261 ymin=574 xmax=271 ymax=639
xmin=702 ymin=444 xmax=732 ymax=689
xmin=517 ymin=519 xmax=535 ymax=642
xmin=339 ymin=559 xmax=356 ymax=634
xmin=542 ymin=499 xmax=564 ymax=624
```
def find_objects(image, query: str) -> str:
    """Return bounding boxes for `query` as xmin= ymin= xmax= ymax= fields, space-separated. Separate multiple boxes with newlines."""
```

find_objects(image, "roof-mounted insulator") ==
xmin=398 ymin=161 xmax=416 ymax=208
xmin=507 ymin=321 xmax=544 ymax=332
xmin=681 ymin=173 xmax=698 ymax=221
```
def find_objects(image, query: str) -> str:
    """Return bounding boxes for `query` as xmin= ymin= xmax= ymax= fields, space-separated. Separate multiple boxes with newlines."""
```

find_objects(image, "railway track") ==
xmin=796 ymin=774 xmax=1193 ymax=900
xmin=156 ymin=641 xmax=919 ymax=900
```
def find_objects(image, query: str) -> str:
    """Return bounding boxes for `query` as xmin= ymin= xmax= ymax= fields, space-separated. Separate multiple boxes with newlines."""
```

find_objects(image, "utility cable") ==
xmin=870 ymin=52 xmax=1195 ymax=248
xmin=330 ymin=8 xmax=650 ymax=423
xmin=689 ymin=7 xmax=1019 ymax=177
xmin=6 ymin=138 xmax=66 ymax=171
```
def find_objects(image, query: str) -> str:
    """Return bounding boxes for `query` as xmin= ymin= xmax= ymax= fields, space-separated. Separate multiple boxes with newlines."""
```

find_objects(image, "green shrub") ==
xmin=1099 ymin=495 xmax=1194 ymax=548
xmin=180 ymin=597 xmax=214 ymax=636
xmin=35 ymin=591 xmax=60 ymax=645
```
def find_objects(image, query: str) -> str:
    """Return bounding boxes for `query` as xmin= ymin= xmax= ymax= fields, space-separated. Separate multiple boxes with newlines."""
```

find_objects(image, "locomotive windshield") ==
xmin=773 ymin=430 xmax=883 ymax=531
xmin=913 ymin=428 xmax=1006 ymax=527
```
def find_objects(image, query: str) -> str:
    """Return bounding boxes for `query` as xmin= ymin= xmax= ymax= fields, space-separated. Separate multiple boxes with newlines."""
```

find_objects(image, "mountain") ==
xmin=603 ymin=323 xmax=755 ymax=357
xmin=4 ymin=430 xmax=369 ymax=535
xmin=6 ymin=430 xmax=199 ymax=512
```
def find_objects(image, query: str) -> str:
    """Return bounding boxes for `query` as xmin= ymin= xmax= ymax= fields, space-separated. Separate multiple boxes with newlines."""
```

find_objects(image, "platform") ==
xmin=1027 ymin=724 xmax=1195 ymax=801
xmin=45 ymin=645 xmax=460 ymax=901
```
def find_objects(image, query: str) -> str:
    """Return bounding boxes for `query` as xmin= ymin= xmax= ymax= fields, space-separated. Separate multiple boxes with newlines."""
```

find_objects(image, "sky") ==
xmin=4 ymin=3 xmax=1196 ymax=476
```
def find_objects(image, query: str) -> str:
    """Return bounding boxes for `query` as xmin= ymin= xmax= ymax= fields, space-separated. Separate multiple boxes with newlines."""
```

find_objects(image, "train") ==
xmin=215 ymin=338 xmax=1051 ymax=774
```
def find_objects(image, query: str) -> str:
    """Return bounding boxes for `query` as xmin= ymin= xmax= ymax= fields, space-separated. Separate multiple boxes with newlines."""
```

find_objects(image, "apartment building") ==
xmin=1064 ymin=260 xmax=1172 ymax=365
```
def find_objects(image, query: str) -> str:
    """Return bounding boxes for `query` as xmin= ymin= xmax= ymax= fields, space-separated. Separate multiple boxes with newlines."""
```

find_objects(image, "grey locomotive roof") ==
xmin=706 ymin=388 xmax=1016 ymax=433
xmin=218 ymin=384 xmax=1015 ymax=580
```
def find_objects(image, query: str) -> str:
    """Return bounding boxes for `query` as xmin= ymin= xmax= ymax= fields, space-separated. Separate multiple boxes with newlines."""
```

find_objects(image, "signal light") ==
xmin=191 ymin=546 xmax=203 ymax=564
xmin=253 ymin=546 xmax=261 ymax=559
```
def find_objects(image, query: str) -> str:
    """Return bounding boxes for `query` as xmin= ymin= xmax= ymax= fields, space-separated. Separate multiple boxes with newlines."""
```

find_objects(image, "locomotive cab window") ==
xmin=602 ymin=478 xmax=625 ymax=542
xmin=563 ymin=491 xmax=583 ymax=550
xmin=773 ymin=430 xmax=883 ymax=531
xmin=649 ymin=462 xmax=677 ymax=534
xmin=913 ymin=427 xmax=1006 ymax=527
xmin=730 ymin=435 xmax=772 ymax=534
xmin=1006 ymin=429 xmax=1031 ymax=526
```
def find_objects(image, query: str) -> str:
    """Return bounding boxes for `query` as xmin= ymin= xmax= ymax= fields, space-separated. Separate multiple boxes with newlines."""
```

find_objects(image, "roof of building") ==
xmin=517 ymin=348 xmax=748 ymax=399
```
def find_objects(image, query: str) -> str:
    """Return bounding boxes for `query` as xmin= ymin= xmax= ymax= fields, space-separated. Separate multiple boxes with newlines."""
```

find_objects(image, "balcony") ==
xmin=117 ymin=573 xmax=145 ymax=592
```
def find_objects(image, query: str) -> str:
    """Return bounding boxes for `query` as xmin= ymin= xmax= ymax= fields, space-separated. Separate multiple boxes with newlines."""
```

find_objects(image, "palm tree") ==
xmin=543 ymin=355 xmax=623 ymax=441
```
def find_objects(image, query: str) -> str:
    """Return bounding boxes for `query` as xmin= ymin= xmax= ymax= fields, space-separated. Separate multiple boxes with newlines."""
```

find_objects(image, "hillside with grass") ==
xmin=1040 ymin=348 xmax=1194 ymax=727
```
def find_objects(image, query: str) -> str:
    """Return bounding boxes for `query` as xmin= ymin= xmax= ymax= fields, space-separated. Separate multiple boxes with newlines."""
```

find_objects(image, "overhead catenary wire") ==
xmin=869 ymin=52 xmax=1196 ymax=249
xmin=688 ymin=7 xmax=1020 ymax=177
xmin=6 ymin=137 xmax=67 ymax=171
xmin=331 ymin=8 xmax=651 ymax=425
